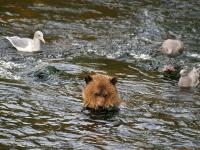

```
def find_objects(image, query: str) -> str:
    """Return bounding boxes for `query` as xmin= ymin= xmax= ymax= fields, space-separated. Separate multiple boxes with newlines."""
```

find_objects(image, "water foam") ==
xmin=0 ymin=60 xmax=22 ymax=80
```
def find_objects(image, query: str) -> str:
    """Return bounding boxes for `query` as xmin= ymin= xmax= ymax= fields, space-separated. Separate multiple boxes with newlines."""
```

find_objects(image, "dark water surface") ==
xmin=0 ymin=0 xmax=200 ymax=149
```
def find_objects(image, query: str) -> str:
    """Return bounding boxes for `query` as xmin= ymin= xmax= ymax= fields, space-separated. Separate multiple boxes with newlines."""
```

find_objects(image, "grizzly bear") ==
xmin=82 ymin=73 xmax=122 ymax=110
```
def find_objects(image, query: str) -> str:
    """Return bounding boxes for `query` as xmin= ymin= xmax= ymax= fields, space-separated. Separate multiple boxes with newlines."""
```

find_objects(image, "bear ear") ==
xmin=85 ymin=75 xmax=93 ymax=84
xmin=110 ymin=77 xmax=117 ymax=85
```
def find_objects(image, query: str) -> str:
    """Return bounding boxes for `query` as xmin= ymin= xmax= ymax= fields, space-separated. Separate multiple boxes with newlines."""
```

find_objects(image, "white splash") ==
xmin=130 ymin=53 xmax=151 ymax=60
xmin=0 ymin=60 xmax=22 ymax=80
xmin=186 ymin=52 xmax=200 ymax=59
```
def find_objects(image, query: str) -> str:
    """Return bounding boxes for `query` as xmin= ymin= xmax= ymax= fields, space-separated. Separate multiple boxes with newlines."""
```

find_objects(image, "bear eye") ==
xmin=104 ymin=94 xmax=108 ymax=98
xmin=94 ymin=93 xmax=99 ymax=96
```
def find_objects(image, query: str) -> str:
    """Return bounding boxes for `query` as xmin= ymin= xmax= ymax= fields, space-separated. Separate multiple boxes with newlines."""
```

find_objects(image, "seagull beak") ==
xmin=41 ymin=37 xmax=45 ymax=44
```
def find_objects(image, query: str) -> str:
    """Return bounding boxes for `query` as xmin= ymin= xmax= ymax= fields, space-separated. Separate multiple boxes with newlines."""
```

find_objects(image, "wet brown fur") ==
xmin=82 ymin=74 xmax=121 ymax=109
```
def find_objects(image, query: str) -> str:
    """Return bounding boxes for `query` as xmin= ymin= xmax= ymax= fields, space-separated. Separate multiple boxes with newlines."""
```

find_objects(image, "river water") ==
xmin=0 ymin=0 xmax=200 ymax=149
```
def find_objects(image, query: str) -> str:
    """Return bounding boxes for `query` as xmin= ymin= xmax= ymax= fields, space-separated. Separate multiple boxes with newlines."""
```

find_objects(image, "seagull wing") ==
xmin=6 ymin=36 xmax=32 ymax=48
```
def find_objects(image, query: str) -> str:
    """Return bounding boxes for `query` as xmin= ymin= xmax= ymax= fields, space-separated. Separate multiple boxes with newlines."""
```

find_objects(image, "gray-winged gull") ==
xmin=178 ymin=66 xmax=200 ymax=88
xmin=161 ymin=39 xmax=184 ymax=57
xmin=5 ymin=31 xmax=45 ymax=52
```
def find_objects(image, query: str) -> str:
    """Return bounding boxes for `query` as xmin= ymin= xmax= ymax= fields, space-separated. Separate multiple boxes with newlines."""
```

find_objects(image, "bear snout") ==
xmin=95 ymin=96 xmax=106 ymax=107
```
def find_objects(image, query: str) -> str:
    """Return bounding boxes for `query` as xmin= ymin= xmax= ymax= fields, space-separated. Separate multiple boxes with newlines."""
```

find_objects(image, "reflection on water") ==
xmin=0 ymin=0 xmax=200 ymax=149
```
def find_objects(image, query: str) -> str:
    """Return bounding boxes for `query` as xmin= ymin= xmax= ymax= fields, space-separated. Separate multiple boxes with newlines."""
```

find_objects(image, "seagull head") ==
xmin=34 ymin=31 xmax=45 ymax=43
xmin=180 ymin=66 xmax=189 ymax=76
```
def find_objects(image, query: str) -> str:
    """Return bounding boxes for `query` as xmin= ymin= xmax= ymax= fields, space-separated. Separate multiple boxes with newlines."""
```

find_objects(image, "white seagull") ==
xmin=5 ymin=31 xmax=45 ymax=52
